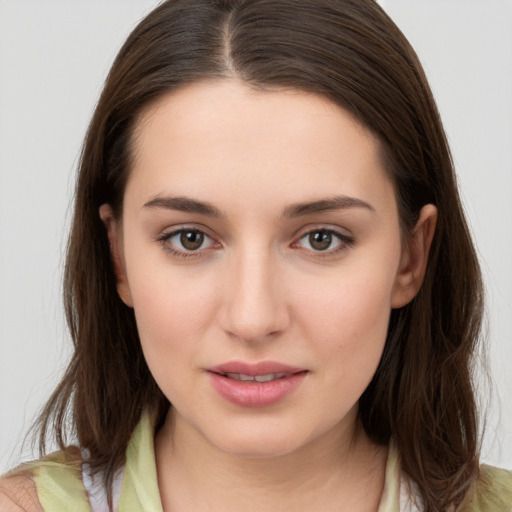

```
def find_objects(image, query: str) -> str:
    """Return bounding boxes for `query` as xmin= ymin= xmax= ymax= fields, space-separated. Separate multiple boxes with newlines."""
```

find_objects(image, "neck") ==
xmin=155 ymin=407 xmax=387 ymax=512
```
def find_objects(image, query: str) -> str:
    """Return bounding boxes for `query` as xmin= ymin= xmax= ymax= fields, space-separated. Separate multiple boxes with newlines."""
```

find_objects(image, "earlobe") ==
xmin=99 ymin=204 xmax=133 ymax=308
xmin=392 ymin=204 xmax=438 ymax=309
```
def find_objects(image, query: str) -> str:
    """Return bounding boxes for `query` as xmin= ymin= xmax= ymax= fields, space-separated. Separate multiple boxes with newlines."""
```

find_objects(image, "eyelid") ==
xmin=291 ymin=223 xmax=354 ymax=241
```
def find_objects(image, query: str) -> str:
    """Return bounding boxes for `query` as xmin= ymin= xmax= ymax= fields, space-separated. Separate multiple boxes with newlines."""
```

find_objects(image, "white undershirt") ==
xmin=81 ymin=449 xmax=124 ymax=512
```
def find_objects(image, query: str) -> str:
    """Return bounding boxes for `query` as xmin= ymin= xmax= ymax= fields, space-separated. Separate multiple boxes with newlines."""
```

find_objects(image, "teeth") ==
xmin=255 ymin=374 xmax=275 ymax=383
xmin=225 ymin=373 xmax=288 ymax=382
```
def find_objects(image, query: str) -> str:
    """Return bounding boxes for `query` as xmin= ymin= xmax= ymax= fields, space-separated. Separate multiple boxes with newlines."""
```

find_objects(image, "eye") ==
xmin=295 ymin=229 xmax=353 ymax=253
xmin=158 ymin=228 xmax=218 ymax=257
xmin=175 ymin=230 xmax=208 ymax=251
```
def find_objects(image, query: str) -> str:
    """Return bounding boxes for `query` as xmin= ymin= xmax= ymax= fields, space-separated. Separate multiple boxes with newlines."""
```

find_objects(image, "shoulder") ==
xmin=0 ymin=447 xmax=87 ymax=512
xmin=0 ymin=471 xmax=43 ymax=512
xmin=458 ymin=465 xmax=512 ymax=512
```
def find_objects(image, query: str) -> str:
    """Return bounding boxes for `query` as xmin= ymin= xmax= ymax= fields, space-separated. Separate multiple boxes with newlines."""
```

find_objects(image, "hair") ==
xmin=34 ymin=1 xmax=484 ymax=510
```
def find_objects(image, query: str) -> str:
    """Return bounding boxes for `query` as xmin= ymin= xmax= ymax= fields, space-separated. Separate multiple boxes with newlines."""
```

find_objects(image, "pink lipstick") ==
xmin=207 ymin=361 xmax=307 ymax=407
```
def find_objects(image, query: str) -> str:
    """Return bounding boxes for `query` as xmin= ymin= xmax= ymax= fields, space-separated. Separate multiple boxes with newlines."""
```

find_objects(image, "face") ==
xmin=103 ymin=81 xmax=433 ymax=458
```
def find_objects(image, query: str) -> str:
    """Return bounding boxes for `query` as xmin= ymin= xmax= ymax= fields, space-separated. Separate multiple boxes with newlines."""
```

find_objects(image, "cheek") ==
xmin=291 ymin=259 xmax=396 ymax=378
xmin=297 ymin=267 xmax=394 ymax=339
xmin=129 ymin=274 xmax=222 ymax=407
xmin=123 ymin=249 xmax=220 ymax=367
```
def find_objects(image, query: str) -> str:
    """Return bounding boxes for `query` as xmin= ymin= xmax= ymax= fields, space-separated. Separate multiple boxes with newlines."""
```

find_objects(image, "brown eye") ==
xmin=295 ymin=228 xmax=353 ymax=254
xmin=308 ymin=231 xmax=334 ymax=251
xmin=159 ymin=228 xmax=217 ymax=259
xmin=180 ymin=230 xmax=205 ymax=250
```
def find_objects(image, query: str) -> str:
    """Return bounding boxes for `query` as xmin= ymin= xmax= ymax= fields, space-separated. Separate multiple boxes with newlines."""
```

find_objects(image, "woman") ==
xmin=1 ymin=0 xmax=511 ymax=510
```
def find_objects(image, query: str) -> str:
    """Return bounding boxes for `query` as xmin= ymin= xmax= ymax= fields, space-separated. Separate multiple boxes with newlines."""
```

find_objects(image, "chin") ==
xmin=218 ymin=440 xmax=301 ymax=459
xmin=205 ymin=424 xmax=309 ymax=459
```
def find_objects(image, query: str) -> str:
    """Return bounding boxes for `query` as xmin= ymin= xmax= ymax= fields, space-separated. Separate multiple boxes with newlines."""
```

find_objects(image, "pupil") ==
xmin=181 ymin=231 xmax=204 ymax=250
xmin=310 ymin=231 xmax=332 ymax=250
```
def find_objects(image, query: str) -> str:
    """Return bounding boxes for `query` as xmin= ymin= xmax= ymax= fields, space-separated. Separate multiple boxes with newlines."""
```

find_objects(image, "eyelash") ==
xmin=156 ymin=226 xmax=355 ymax=260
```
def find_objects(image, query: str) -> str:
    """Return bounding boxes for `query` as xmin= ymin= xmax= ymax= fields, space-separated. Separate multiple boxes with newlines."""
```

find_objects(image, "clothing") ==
xmin=31 ymin=413 xmax=512 ymax=511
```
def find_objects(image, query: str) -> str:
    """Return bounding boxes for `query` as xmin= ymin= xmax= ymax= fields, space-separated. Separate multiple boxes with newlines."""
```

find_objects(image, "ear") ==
xmin=391 ymin=204 xmax=438 ymax=309
xmin=99 ymin=204 xmax=133 ymax=308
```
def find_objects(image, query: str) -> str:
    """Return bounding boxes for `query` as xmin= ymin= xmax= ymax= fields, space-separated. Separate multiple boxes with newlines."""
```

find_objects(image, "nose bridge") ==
xmin=222 ymin=241 xmax=288 ymax=342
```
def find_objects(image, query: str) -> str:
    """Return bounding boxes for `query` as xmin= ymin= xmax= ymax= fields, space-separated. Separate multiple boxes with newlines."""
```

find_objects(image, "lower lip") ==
xmin=208 ymin=371 xmax=307 ymax=408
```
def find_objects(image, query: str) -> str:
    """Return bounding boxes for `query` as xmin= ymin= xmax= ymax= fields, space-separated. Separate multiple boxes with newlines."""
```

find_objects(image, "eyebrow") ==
xmin=283 ymin=195 xmax=375 ymax=217
xmin=143 ymin=196 xmax=225 ymax=217
xmin=142 ymin=194 xmax=374 ymax=218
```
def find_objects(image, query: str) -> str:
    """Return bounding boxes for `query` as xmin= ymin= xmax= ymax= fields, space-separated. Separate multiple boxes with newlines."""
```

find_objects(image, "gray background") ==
xmin=1 ymin=0 xmax=511 ymax=473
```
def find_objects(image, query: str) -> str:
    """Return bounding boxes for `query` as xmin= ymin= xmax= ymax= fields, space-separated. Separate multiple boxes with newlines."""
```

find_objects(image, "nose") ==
xmin=220 ymin=246 xmax=290 ymax=343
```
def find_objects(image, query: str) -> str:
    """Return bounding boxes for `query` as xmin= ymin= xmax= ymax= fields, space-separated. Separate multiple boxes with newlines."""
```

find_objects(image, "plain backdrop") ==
xmin=1 ymin=0 xmax=511 ymax=473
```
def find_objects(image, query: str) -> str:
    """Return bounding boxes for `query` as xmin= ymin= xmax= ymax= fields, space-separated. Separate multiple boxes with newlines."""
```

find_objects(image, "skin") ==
xmin=0 ymin=475 xmax=42 ymax=512
xmin=101 ymin=80 xmax=437 ymax=511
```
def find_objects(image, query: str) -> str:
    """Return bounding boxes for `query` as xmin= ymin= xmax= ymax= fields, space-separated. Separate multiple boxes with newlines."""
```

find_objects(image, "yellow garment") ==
xmin=31 ymin=413 xmax=512 ymax=511
xmin=31 ymin=449 xmax=90 ymax=512
xmin=34 ymin=413 xmax=163 ymax=511
xmin=459 ymin=465 xmax=512 ymax=512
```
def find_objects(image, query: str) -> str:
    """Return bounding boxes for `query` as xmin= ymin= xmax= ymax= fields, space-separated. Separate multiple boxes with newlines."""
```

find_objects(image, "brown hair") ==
xmin=35 ymin=1 xmax=484 ymax=510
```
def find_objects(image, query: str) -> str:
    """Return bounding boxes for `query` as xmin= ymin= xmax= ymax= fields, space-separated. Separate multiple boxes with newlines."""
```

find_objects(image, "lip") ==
xmin=207 ymin=360 xmax=308 ymax=408
xmin=208 ymin=361 xmax=305 ymax=376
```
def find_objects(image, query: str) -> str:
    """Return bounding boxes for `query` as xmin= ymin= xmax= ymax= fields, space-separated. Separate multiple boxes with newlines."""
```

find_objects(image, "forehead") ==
xmin=126 ymin=80 xmax=395 ymax=216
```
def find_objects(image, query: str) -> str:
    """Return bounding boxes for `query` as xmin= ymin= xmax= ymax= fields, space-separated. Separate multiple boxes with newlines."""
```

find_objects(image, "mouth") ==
xmin=207 ymin=361 xmax=306 ymax=380
xmin=207 ymin=361 xmax=308 ymax=407
xmin=220 ymin=372 xmax=290 ymax=383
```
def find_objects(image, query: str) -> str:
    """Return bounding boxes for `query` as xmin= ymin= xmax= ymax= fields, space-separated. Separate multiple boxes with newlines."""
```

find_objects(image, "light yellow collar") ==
xmin=118 ymin=412 xmax=163 ymax=511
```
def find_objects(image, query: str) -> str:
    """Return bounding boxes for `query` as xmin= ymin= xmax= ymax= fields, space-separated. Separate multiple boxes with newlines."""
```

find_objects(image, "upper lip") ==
xmin=207 ymin=361 xmax=306 ymax=376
